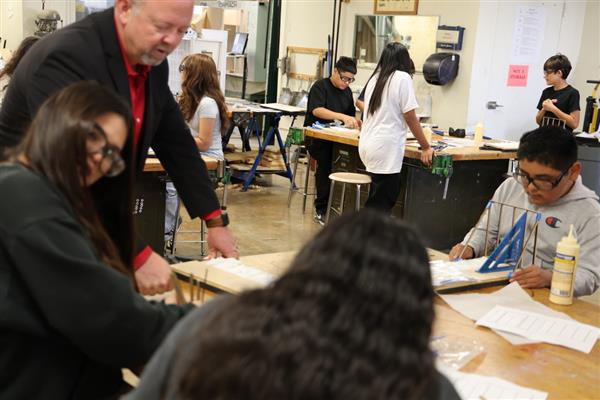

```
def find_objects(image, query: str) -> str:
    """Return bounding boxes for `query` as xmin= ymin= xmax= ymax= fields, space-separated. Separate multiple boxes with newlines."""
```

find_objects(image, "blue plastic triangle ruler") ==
xmin=477 ymin=212 xmax=528 ymax=273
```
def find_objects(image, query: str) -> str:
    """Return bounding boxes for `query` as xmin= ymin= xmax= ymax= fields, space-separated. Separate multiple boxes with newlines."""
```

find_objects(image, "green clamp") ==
xmin=430 ymin=154 xmax=453 ymax=178
xmin=285 ymin=127 xmax=304 ymax=147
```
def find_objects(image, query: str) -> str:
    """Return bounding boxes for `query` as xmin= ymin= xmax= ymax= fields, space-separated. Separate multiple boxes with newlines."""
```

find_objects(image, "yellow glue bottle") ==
xmin=474 ymin=122 xmax=484 ymax=143
xmin=549 ymin=225 xmax=579 ymax=305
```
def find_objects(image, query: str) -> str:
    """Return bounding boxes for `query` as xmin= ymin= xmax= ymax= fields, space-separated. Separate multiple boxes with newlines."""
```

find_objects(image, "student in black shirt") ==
xmin=536 ymin=54 xmax=580 ymax=132
xmin=304 ymin=57 xmax=360 ymax=224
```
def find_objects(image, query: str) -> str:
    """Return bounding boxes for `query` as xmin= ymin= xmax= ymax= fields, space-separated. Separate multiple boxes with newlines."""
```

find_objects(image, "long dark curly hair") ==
xmin=172 ymin=209 xmax=435 ymax=399
xmin=178 ymin=53 xmax=228 ymax=134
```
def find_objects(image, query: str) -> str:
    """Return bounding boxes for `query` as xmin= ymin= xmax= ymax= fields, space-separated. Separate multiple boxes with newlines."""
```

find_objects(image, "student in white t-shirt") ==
xmin=360 ymin=43 xmax=434 ymax=213
xmin=165 ymin=53 xmax=228 ymax=241
xmin=178 ymin=53 xmax=227 ymax=160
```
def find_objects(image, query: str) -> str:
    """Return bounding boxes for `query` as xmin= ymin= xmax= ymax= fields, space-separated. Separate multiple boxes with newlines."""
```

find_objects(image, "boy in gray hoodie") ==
xmin=449 ymin=126 xmax=600 ymax=297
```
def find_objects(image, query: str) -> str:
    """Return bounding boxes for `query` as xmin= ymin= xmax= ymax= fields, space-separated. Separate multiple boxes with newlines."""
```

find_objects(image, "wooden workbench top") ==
xmin=174 ymin=249 xmax=599 ymax=399
xmin=143 ymin=155 xmax=218 ymax=172
xmin=434 ymin=287 xmax=600 ymax=399
xmin=304 ymin=127 xmax=517 ymax=161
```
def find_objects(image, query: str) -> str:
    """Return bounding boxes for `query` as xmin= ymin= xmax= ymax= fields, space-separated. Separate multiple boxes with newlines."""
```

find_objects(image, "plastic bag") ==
xmin=431 ymin=335 xmax=485 ymax=370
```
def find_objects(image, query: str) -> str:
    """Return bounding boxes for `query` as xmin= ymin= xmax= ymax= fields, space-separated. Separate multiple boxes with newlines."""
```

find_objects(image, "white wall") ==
xmin=0 ymin=1 xmax=25 ymax=51
xmin=570 ymin=0 xmax=600 ymax=132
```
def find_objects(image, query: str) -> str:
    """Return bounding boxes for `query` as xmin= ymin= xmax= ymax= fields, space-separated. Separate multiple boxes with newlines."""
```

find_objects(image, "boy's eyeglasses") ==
xmin=513 ymin=166 xmax=570 ymax=191
xmin=338 ymin=71 xmax=355 ymax=84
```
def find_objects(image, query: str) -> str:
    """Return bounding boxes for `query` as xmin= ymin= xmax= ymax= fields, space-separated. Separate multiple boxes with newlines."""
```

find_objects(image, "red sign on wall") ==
xmin=507 ymin=64 xmax=529 ymax=87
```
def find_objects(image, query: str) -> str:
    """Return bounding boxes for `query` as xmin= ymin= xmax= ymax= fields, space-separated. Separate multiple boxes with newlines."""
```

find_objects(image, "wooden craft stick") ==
xmin=189 ymin=273 xmax=196 ymax=302
xmin=200 ymin=269 xmax=208 ymax=304
xmin=513 ymin=220 xmax=540 ymax=271
xmin=170 ymin=271 xmax=186 ymax=305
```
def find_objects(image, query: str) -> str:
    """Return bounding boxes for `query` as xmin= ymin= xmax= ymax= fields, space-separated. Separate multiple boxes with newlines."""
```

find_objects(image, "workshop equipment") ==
xmin=583 ymin=80 xmax=600 ymax=133
xmin=430 ymin=154 xmax=453 ymax=200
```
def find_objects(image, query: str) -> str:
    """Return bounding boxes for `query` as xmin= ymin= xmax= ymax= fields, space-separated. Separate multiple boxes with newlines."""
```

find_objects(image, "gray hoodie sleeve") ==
xmin=122 ymin=295 xmax=232 ymax=400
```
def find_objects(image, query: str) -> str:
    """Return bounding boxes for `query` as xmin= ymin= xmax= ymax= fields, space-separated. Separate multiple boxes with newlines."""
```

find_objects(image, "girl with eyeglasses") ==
xmin=535 ymin=54 xmax=580 ymax=132
xmin=0 ymin=82 xmax=195 ymax=399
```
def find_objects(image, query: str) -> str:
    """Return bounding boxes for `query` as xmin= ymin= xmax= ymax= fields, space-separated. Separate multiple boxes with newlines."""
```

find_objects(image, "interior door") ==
xmin=467 ymin=1 xmax=585 ymax=140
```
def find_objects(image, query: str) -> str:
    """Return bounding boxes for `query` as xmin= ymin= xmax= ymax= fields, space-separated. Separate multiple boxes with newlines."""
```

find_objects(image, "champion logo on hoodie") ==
xmin=545 ymin=216 xmax=561 ymax=228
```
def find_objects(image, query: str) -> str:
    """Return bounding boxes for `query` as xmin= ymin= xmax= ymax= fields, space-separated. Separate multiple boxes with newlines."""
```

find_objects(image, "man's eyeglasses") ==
xmin=513 ymin=166 xmax=570 ymax=191
xmin=88 ymin=124 xmax=126 ymax=178
xmin=338 ymin=71 xmax=355 ymax=84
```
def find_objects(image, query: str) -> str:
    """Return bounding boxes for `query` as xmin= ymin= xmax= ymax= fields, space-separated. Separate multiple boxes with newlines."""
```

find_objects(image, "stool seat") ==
xmin=329 ymin=172 xmax=371 ymax=185
xmin=325 ymin=172 xmax=371 ymax=224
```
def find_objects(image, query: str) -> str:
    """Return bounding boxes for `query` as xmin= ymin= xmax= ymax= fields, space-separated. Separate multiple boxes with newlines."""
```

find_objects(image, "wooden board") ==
xmin=261 ymin=103 xmax=306 ymax=114
xmin=174 ymin=249 xmax=508 ymax=296
xmin=428 ymin=249 xmax=509 ymax=293
xmin=304 ymin=128 xmax=517 ymax=161
xmin=172 ymin=252 xmax=296 ymax=294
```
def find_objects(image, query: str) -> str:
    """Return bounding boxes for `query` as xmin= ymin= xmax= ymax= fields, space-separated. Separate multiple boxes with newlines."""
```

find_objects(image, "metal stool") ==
xmin=325 ymin=172 xmax=371 ymax=224
xmin=287 ymin=145 xmax=314 ymax=212
xmin=169 ymin=159 xmax=229 ymax=258
xmin=286 ymin=127 xmax=314 ymax=212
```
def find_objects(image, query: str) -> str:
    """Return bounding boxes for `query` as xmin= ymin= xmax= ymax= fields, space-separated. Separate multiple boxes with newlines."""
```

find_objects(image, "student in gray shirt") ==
xmin=450 ymin=126 xmax=600 ymax=296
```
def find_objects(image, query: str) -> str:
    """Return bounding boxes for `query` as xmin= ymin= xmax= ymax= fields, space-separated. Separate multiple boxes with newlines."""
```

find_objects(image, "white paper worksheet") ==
xmin=476 ymin=305 xmax=599 ymax=353
xmin=448 ymin=371 xmax=548 ymax=400
xmin=438 ymin=363 xmax=548 ymax=400
xmin=439 ymin=282 xmax=571 ymax=345
xmin=207 ymin=258 xmax=276 ymax=286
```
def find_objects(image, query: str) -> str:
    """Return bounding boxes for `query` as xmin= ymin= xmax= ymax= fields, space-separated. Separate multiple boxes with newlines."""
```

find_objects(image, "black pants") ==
xmin=307 ymin=139 xmax=333 ymax=214
xmin=364 ymin=172 xmax=402 ymax=214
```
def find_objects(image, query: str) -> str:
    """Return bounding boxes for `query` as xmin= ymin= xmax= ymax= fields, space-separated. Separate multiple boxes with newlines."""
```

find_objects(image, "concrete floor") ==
xmin=173 ymin=151 xmax=321 ymax=259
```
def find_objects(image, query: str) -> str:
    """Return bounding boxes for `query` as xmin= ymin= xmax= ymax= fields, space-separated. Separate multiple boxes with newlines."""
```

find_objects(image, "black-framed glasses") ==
xmin=513 ymin=166 xmax=570 ymax=191
xmin=338 ymin=71 xmax=355 ymax=84
xmin=87 ymin=124 xmax=126 ymax=178
xmin=178 ymin=64 xmax=185 ymax=73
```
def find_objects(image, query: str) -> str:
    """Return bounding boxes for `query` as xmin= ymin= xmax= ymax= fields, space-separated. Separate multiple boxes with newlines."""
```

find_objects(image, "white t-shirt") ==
xmin=189 ymin=96 xmax=224 ymax=160
xmin=359 ymin=71 xmax=418 ymax=174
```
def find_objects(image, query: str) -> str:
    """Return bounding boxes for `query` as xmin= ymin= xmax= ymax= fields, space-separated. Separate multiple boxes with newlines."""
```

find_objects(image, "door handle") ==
xmin=486 ymin=101 xmax=504 ymax=110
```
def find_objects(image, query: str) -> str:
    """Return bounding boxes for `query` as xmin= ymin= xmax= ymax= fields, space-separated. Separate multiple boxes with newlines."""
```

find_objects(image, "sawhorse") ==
xmin=222 ymin=111 xmax=262 ymax=152
xmin=232 ymin=113 xmax=294 ymax=191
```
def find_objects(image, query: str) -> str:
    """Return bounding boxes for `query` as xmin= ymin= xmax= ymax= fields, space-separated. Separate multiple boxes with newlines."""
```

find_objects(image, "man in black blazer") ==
xmin=0 ymin=0 xmax=238 ymax=294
